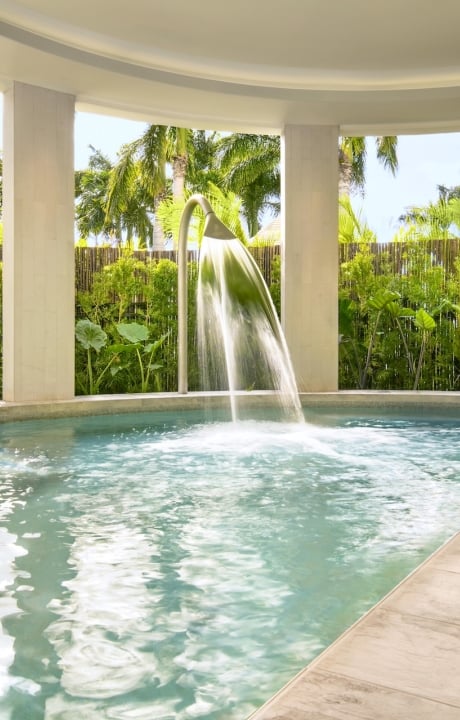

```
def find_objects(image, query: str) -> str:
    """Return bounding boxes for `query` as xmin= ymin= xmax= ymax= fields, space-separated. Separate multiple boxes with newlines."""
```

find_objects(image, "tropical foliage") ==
xmin=339 ymin=136 xmax=398 ymax=197
xmin=75 ymin=127 xmax=222 ymax=248
xmin=397 ymin=184 xmax=460 ymax=241
xmin=75 ymin=128 xmax=400 ymax=246
xmin=71 ymin=232 xmax=460 ymax=395
xmin=155 ymin=183 xmax=248 ymax=247
xmin=75 ymin=254 xmax=198 ymax=393
xmin=1 ymin=236 xmax=460 ymax=395
xmin=6 ymin=123 xmax=460 ymax=395
xmin=215 ymin=133 xmax=281 ymax=237
xmin=215 ymin=132 xmax=399 ymax=236
xmin=339 ymin=197 xmax=377 ymax=243
xmin=75 ymin=148 xmax=117 ymax=243
xmin=339 ymin=241 xmax=460 ymax=390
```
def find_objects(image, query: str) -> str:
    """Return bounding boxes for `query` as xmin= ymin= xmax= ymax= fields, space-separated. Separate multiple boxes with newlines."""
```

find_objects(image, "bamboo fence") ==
xmin=70 ymin=239 xmax=460 ymax=292
xmin=1 ymin=240 xmax=459 ymax=291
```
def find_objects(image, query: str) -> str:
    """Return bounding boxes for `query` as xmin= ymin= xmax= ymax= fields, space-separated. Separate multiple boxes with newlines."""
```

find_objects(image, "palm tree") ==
xmin=216 ymin=133 xmax=280 ymax=237
xmin=216 ymin=133 xmax=398 ymax=236
xmin=339 ymin=136 xmax=399 ymax=197
xmin=339 ymin=196 xmax=377 ymax=243
xmin=168 ymin=126 xmax=189 ymax=201
xmin=156 ymin=182 xmax=248 ymax=247
xmin=75 ymin=146 xmax=154 ymax=247
xmin=106 ymin=125 xmax=168 ymax=248
xmin=106 ymin=125 xmax=215 ymax=249
xmin=436 ymin=183 xmax=460 ymax=202
xmin=82 ymin=129 xmax=398 ymax=246
xmin=398 ymin=195 xmax=460 ymax=240
xmin=75 ymin=128 xmax=221 ymax=248
xmin=75 ymin=147 xmax=119 ymax=243
xmin=184 ymin=130 xmax=222 ymax=195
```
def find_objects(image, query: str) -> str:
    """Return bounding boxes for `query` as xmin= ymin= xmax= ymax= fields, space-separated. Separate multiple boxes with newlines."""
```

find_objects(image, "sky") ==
xmin=1 ymin=94 xmax=460 ymax=243
xmin=355 ymin=133 xmax=460 ymax=241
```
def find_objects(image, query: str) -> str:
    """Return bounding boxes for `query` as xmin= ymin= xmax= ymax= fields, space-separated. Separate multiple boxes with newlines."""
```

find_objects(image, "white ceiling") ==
xmin=1 ymin=0 xmax=460 ymax=134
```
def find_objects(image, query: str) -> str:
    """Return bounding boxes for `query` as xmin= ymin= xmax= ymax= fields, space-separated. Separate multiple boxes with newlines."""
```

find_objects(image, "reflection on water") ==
xmin=0 ymin=412 xmax=459 ymax=719
xmin=0 ymin=476 xmax=73 ymax=718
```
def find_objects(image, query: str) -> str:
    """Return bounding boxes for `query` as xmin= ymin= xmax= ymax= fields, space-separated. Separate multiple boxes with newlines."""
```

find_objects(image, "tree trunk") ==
xmin=338 ymin=148 xmax=353 ymax=197
xmin=152 ymin=193 xmax=167 ymax=250
xmin=172 ymin=155 xmax=188 ymax=201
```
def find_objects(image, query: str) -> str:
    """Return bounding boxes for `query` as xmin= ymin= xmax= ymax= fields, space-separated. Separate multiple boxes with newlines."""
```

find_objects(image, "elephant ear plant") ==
xmin=76 ymin=319 xmax=168 ymax=394
xmin=361 ymin=289 xmax=402 ymax=389
xmin=112 ymin=322 xmax=168 ymax=393
xmin=339 ymin=289 xmax=436 ymax=390
xmin=75 ymin=319 xmax=119 ymax=394
xmin=413 ymin=308 xmax=436 ymax=390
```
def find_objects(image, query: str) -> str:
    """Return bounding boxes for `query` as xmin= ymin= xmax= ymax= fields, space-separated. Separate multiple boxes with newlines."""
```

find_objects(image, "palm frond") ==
xmin=376 ymin=136 xmax=398 ymax=175
xmin=138 ymin=125 xmax=168 ymax=196
xmin=106 ymin=143 xmax=138 ymax=217
xmin=339 ymin=197 xmax=376 ymax=243
xmin=398 ymin=197 xmax=459 ymax=239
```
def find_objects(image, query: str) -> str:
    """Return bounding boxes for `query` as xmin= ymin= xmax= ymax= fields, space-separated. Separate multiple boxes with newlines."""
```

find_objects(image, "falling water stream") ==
xmin=196 ymin=236 xmax=302 ymax=422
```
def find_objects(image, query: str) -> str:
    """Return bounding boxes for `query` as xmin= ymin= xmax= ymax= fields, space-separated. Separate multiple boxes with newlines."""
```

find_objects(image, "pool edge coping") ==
xmin=247 ymin=529 xmax=460 ymax=719
xmin=1 ymin=390 xmax=460 ymax=422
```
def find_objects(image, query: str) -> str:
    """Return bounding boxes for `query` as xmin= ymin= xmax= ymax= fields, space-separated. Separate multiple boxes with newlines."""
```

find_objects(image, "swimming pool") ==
xmin=0 ymin=408 xmax=459 ymax=719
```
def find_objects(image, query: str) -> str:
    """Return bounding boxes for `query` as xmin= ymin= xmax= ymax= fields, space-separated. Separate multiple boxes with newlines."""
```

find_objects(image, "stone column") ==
xmin=3 ymin=82 xmax=75 ymax=402
xmin=281 ymin=124 xmax=339 ymax=391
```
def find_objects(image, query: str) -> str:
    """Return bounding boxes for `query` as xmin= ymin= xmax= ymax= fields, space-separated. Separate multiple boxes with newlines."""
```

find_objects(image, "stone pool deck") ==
xmin=249 ymin=531 xmax=460 ymax=719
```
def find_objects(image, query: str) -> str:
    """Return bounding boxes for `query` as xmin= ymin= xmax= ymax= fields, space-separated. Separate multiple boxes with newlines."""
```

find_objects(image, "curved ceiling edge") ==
xmin=2 ymin=19 xmax=460 ymax=95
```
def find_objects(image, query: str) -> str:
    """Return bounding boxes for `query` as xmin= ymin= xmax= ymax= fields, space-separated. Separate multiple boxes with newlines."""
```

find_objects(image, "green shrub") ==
xmin=338 ymin=242 xmax=460 ymax=390
xmin=4 ymin=241 xmax=460 ymax=397
xmin=75 ymin=253 xmax=199 ymax=394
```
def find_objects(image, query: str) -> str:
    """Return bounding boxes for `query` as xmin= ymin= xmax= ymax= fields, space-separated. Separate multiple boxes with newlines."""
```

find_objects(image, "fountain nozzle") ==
xmin=203 ymin=211 xmax=235 ymax=241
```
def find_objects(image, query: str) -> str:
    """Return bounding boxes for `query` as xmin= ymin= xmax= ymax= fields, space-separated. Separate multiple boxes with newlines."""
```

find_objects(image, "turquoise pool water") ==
xmin=0 ymin=408 xmax=459 ymax=719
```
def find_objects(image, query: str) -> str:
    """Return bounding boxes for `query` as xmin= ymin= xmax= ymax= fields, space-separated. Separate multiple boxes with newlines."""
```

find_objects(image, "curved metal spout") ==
xmin=178 ymin=194 xmax=236 ymax=394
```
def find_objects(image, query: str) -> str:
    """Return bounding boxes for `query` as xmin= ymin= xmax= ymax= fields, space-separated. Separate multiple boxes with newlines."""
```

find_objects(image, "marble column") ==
xmin=3 ymin=82 xmax=75 ymax=402
xmin=281 ymin=124 xmax=339 ymax=391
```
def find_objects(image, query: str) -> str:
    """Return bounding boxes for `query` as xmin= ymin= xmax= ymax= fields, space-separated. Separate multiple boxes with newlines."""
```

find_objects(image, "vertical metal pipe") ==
xmin=177 ymin=194 xmax=215 ymax=394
